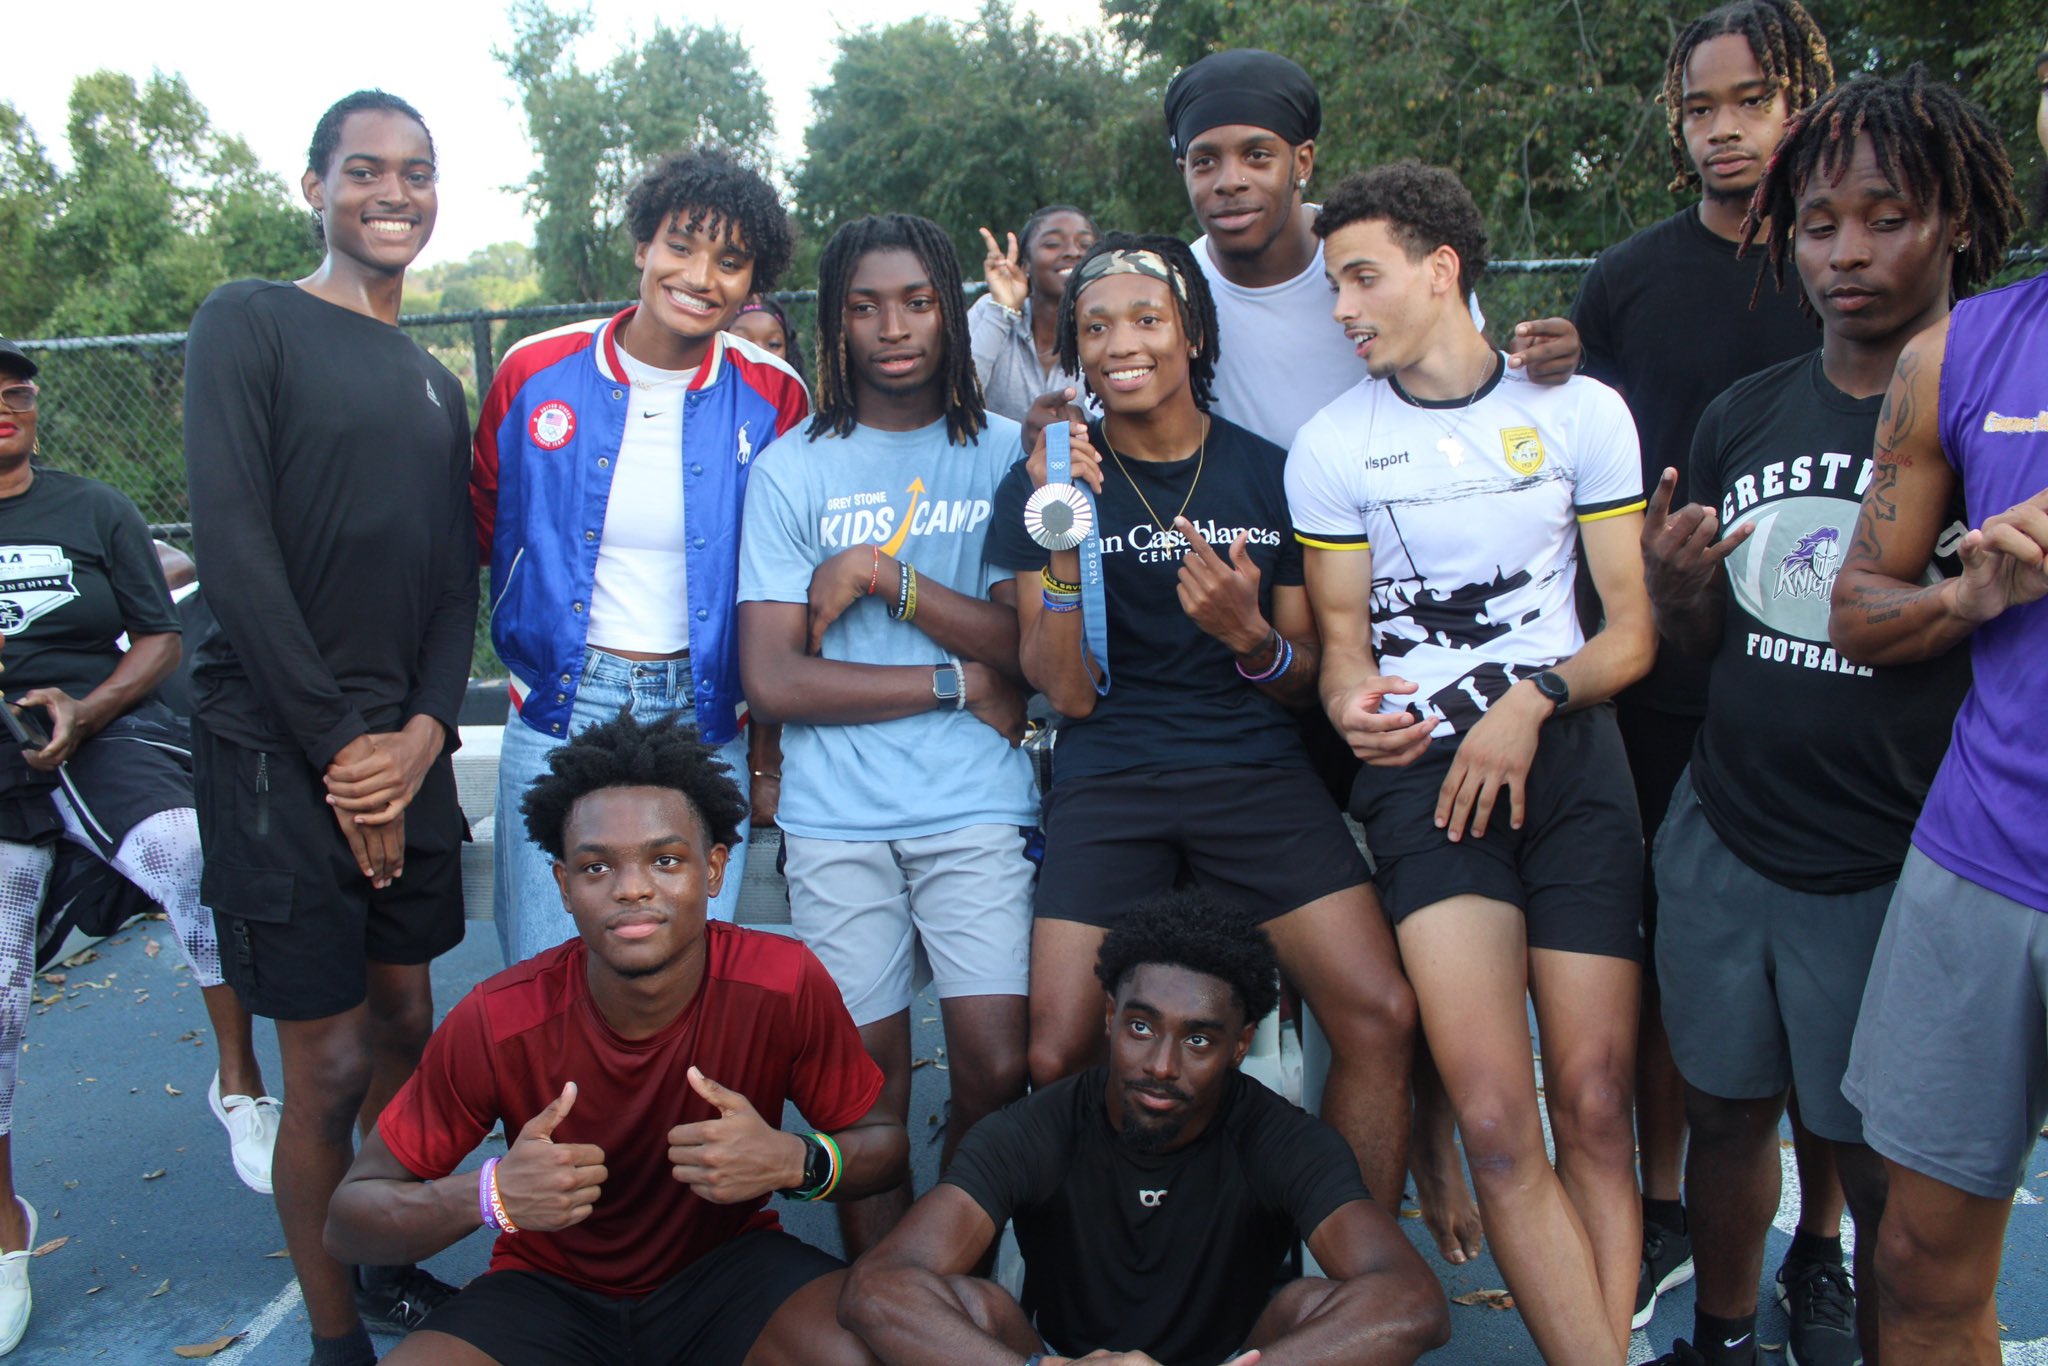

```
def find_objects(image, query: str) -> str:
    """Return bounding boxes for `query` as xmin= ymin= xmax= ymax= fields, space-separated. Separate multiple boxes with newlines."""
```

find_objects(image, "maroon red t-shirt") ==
xmin=378 ymin=923 xmax=882 ymax=1296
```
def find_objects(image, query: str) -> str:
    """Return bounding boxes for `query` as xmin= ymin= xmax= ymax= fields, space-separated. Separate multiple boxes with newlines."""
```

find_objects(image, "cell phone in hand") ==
xmin=0 ymin=693 xmax=50 ymax=751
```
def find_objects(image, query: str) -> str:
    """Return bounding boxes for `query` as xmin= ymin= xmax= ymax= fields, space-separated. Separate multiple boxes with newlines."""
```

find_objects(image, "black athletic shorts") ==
xmin=192 ymin=718 xmax=467 ymax=1020
xmin=0 ymin=701 xmax=191 ymax=848
xmin=1613 ymin=700 xmax=1702 ymax=957
xmin=1035 ymin=763 xmax=1370 ymax=928
xmin=417 ymin=1229 xmax=843 ymax=1366
xmin=1349 ymin=704 xmax=1643 ymax=961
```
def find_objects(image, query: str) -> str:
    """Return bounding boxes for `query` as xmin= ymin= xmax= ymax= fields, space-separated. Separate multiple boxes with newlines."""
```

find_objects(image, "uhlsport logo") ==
xmin=1500 ymin=426 xmax=1546 ymax=475
xmin=529 ymin=400 xmax=576 ymax=451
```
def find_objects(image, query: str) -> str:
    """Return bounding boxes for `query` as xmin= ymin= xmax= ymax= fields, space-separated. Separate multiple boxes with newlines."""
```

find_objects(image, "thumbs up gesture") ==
xmin=667 ymin=1066 xmax=807 ymax=1205
xmin=494 ymin=1081 xmax=610 ymax=1232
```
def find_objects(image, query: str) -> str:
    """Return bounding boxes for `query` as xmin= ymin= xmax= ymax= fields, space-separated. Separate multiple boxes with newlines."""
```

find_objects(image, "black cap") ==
xmin=0 ymin=337 xmax=37 ymax=380
xmin=1164 ymin=49 xmax=1321 ymax=158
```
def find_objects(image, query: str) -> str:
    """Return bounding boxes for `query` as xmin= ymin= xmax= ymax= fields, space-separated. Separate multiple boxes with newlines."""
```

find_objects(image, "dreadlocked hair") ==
xmin=1055 ymin=233 xmax=1221 ymax=411
xmin=625 ymin=146 xmax=795 ymax=294
xmin=520 ymin=709 xmax=747 ymax=861
xmin=1743 ymin=65 xmax=2021 ymax=309
xmin=809 ymin=213 xmax=987 ymax=445
xmin=1094 ymin=889 xmax=1280 ymax=1028
xmin=1661 ymin=0 xmax=1834 ymax=191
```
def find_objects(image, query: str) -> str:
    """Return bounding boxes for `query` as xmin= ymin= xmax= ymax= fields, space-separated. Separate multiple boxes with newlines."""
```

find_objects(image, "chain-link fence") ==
xmin=17 ymin=251 xmax=2043 ymax=680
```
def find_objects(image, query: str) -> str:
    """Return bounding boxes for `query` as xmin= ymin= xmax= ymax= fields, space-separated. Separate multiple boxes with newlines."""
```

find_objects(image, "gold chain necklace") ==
xmin=1102 ymin=416 xmax=1209 ymax=535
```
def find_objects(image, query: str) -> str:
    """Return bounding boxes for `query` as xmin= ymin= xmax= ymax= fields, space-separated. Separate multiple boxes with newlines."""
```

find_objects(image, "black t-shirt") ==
xmin=986 ymin=415 xmax=1309 ymax=781
xmin=0 ymin=467 xmax=177 ymax=700
xmin=1688 ymin=353 xmax=1971 ymax=893
xmin=1575 ymin=207 xmax=1819 ymax=716
xmin=183 ymin=281 xmax=477 ymax=768
xmin=945 ymin=1067 xmax=1367 ymax=1366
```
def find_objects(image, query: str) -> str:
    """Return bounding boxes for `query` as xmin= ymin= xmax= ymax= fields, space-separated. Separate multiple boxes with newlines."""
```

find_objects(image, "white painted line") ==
xmin=209 ymin=1277 xmax=304 ymax=1364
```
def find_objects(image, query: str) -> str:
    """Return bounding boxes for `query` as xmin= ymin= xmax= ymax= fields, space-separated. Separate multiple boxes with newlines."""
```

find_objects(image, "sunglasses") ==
xmin=0 ymin=383 xmax=36 ymax=414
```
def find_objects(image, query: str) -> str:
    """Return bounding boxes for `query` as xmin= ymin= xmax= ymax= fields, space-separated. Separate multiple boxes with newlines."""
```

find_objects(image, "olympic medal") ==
xmin=1024 ymin=482 xmax=1093 ymax=551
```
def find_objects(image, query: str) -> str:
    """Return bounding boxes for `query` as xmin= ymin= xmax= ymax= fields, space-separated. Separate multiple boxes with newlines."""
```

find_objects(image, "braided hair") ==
xmin=1054 ymin=233 xmax=1222 ymax=412
xmin=809 ymin=213 xmax=986 ymax=445
xmin=1743 ymin=65 xmax=2021 ymax=307
xmin=1661 ymin=0 xmax=1834 ymax=191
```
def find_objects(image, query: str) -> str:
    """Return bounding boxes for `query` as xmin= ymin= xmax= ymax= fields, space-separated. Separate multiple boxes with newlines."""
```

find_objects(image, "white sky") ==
xmin=16 ymin=0 xmax=1107 ymax=267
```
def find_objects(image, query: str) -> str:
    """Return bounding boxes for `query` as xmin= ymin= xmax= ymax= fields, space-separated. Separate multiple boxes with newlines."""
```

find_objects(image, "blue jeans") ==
xmin=493 ymin=650 xmax=751 ymax=967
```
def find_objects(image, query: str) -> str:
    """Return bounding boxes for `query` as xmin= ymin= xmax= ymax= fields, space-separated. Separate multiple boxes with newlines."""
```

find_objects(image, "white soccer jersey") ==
xmin=1285 ymin=358 xmax=1643 ymax=736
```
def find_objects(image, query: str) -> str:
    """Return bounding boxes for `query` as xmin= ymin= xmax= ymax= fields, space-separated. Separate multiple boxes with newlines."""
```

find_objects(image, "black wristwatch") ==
xmin=1531 ymin=670 xmax=1569 ymax=713
xmin=932 ymin=661 xmax=964 ymax=710
xmin=780 ymin=1132 xmax=831 ymax=1198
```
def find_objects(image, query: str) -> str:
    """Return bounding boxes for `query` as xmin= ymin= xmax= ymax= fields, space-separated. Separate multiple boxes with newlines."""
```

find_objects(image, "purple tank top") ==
xmin=1915 ymin=274 xmax=2048 ymax=912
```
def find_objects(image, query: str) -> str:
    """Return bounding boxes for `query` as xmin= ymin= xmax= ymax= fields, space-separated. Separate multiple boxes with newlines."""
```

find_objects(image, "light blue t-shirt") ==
xmin=738 ymin=415 xmax=1039 ymax=841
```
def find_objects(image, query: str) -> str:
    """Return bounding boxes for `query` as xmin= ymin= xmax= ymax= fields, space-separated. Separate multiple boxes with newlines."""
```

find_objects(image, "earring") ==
xmin=1297 ymin=178 xmax=1307 ymax=190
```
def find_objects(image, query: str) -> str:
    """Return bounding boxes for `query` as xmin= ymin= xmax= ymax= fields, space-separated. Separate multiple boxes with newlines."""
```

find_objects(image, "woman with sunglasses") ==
xmin=0 ymin=337 xmax=274 ymax=1357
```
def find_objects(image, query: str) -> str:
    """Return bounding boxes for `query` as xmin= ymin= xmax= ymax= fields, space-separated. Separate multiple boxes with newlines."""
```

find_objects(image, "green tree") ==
xmin=0 ymin=103 xmax=62 ymax=334
xmin=794 ymin=1 xmax=1191 ymax=281
xmin=499 ymin=0 xmax=777 ymax=303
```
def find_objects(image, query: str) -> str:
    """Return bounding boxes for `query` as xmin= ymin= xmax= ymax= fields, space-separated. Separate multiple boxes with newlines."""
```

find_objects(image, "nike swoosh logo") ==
xmin=643 ymin=410 xmax=664 ymax=418
xmin=1724 ymin=1335 xmax=1751 ymax=1349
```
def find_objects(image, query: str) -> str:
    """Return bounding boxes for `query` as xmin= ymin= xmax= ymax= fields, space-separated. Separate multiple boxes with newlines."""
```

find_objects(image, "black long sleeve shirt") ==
xmin=183 ymin=280 xmax=477 ymax=769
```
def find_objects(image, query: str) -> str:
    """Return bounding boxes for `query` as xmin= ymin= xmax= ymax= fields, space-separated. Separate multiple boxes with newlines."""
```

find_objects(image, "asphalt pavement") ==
xmin=9 ymin=861 xmax=2044 ymax=1363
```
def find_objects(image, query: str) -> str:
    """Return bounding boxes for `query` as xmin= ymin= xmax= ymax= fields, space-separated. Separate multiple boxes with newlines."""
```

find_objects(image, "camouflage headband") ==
xmin=1071 ymin=248 xmax=1191 ymax=303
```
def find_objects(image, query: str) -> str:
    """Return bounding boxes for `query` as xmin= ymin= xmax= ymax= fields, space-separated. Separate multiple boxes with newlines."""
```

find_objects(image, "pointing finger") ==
xmin=1646 ymin=467 xmax=1678 ymax=524
xmin=1172 ymin=516 xmax=1220 ymax=564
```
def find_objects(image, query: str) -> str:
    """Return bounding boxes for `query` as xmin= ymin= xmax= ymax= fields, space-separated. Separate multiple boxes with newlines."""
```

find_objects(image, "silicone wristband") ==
xmin=478 ymin=1157 xmax=500 ymax=1231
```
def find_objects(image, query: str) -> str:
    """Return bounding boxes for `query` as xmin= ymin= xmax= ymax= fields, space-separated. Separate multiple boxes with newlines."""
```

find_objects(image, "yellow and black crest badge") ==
xmin=1500 ymin=426 xmax=1545 ymax=475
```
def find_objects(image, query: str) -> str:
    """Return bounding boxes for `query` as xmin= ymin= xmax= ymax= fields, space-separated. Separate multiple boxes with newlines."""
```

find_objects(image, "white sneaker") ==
xmin=0 ymin=1196 xmax=37 ymax=1356
xmin=209 ymin=1072 xmax=281 ymax=1195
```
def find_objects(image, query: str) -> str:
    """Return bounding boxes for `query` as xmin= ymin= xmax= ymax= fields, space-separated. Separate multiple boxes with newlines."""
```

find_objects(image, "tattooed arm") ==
xmin=1829 ymin=322 xmax=2048 ymax=665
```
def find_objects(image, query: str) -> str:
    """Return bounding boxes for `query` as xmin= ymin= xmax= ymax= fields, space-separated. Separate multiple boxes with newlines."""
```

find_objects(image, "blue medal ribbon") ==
xmin=1046 ymin=423 xmax=1111 ymax=694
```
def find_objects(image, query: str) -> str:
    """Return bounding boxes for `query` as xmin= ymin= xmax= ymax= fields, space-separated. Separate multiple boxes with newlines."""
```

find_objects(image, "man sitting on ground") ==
xmin=841 ymin=889 xmax=1449 ymax=1366
xmin=325 ymin=711 xmax=905 ymax=1366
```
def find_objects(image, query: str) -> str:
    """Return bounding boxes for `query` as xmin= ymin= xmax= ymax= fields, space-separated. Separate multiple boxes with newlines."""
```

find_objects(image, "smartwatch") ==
xmin=932 ymin=662 xmax=964 ymax=710
xmin=779 ymin=1132 xmax=832 ymax=1198
xmin=1531 ymin=670 xmax=1570 ymax=713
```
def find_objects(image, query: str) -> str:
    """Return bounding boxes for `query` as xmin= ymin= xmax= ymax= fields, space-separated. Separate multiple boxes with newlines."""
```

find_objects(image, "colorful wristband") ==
xmin=866 ymin=545 xmax=881 ymax=597
xmin=484 ymin=1156 xmax=520 ymax=1234
xmin=1236 ymin=635 xmax=1292 ymax=684
xmin=478 ymin=1157 xmax=500 ymax=1231
xmin=1040 ymin=567 xmax=1081 ymax=595
xmin=1041 ymin=590 xmax=1081 ymax=613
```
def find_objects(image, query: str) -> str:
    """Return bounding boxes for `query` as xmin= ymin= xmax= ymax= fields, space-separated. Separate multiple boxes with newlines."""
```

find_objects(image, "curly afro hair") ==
xmin=1314 ymin=160 xmax=1489 ymax=301
xmin=520 ymin=709 xmax=747 ymax=862
xmin=624 ymin=145 xmax=796 ymax=294
xmin=1094 ymin=888 xmax=1280 ymax=1027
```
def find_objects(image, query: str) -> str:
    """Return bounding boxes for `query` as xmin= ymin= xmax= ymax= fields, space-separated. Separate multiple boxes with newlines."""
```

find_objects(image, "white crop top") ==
xmin=587 ymin=349 xmax=696 ymax=653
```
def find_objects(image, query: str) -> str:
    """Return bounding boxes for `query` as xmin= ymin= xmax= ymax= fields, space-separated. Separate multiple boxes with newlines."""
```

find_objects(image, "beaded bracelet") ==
xmin=865 ymin=545 xmax=881 ymax=597
xmin=1236 ymin=635 xmax=1294 ymax=684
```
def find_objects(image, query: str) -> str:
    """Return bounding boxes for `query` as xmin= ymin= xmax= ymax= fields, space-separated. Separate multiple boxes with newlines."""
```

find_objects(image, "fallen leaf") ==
xmin=31 ymin=1236 xmax=68 ymax=1256
xmin=1451 ymin=1288 xmax=1516 ymax=1310
xmin=40 ymin=972 xmax=66 ymax=985
xmin=58 ymin=947 xmax=98 ymax=968
xmin=263 ymin=1248 xmax=289 ymax=1258
xmin=909 ymin=1058 xmax=932 ymax=1070
xmin=1401 ymin=1207 xmax=1422 ymax=1218
xmin=173 ymin=1334 xmax=246 ymax=1358
xmin=144 ymin=938 xmax=162 ymax=958
xmin=63 ymin=1180 xmax=78 ymax=1190
xmin=165 ymin=1084 xmax=182 ymax=1096
xmin=142 ymin=1168 xmax=166 ymax=1181
xmin=150 ymin=1278 xmax=171 ymax=1297
xmin=85 ymin=1284 xmax=103 ymax=1294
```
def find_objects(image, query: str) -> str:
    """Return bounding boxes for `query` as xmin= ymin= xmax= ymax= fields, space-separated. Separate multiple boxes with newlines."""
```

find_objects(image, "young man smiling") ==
xmin=1570 ymin=7 xmax=1838 ymax=1324
xmin=738 ymin=213 xmax=1038 ymax=1258
xmin=841 ymin=890 xmax=1449 ymax=1366
xmin=1288 ymin=162 xmax=1655 ymax=1364
xmin=1639 ymin=69 xmax=2018 ymax=1366
xmin=475 ymin=146 xmax=808 ymax=968
xmin=324 ymin=711 xmax=903 ymax=1366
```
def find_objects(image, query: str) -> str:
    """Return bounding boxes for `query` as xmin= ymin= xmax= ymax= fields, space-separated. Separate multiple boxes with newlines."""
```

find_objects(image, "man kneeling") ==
xmin=325 ymin=712 xmax=905 ymax=1365
xmin=841 ymin=890 xmax=1448 ymax=1366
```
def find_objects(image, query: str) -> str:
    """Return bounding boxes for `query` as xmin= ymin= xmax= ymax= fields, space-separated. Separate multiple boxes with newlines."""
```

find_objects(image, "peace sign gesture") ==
xmin=978 ymin=226 xmax=1028 ymax=313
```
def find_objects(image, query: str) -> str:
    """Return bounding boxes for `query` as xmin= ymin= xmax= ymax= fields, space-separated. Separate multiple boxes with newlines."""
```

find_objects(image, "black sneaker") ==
xmin=1632 ymin=1216 xmax=1697 ymax=1329
xmin=353 ymin=1264 xmax=457 ymax=1337
xmin=1655 ymin=1339 xmax=1765 ymax=1366
xmin=1777 ymin=1257 xmax=1859 ymax=1366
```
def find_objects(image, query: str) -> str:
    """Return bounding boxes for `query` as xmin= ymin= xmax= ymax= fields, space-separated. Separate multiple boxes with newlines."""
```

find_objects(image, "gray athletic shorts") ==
xmin=782 ymin=823 xmax=1034 ymax=1027
xmin=1843 ymin=847 xmax=2048 ymax=1200
xmin=1653 ymin=778 xmax=1890 ymax=1143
